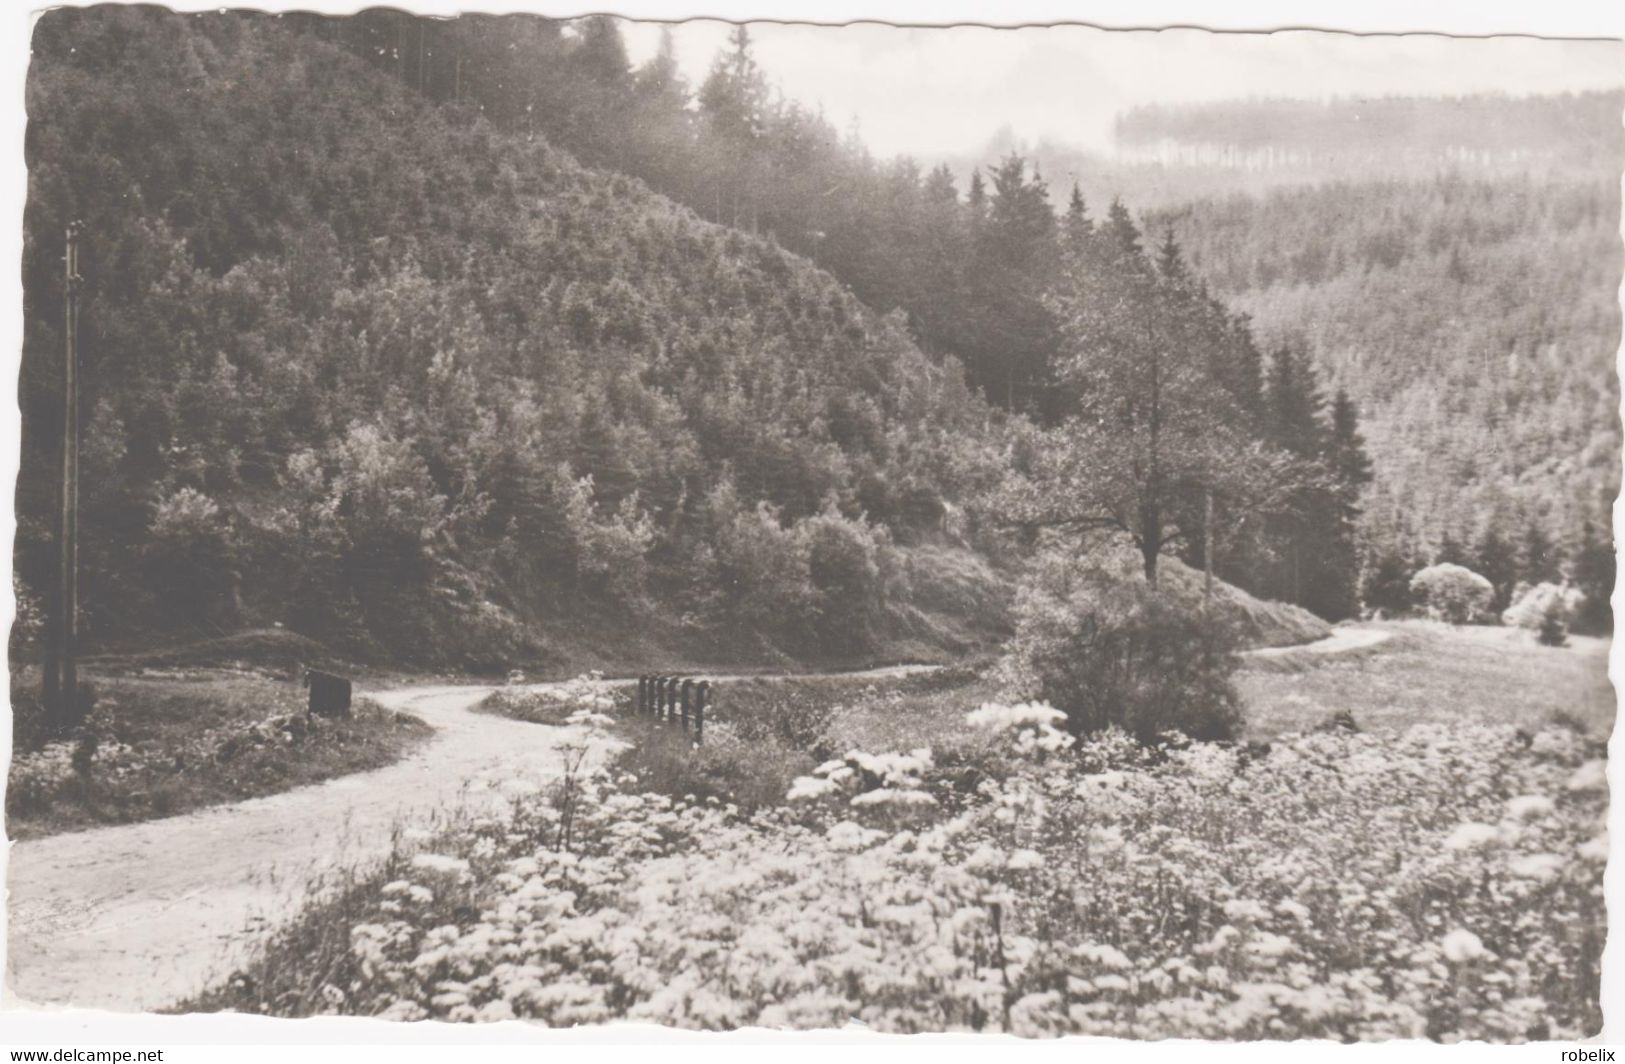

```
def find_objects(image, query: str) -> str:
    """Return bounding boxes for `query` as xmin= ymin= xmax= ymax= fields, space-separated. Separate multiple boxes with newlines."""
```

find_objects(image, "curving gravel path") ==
xmin=4 ymin=684 xmax=600 ymax=1013
xmin=1243 ymin=625 xmax=1394 ymax=661
xmin=3 ymin=663 xmax=940 ymax=1013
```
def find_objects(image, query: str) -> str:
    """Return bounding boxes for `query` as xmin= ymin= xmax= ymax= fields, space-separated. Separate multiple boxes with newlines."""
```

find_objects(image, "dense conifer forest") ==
xmin=1150 ymin=176 xmax=1619 ymax=570
xmin=21 ymin=10 xmax=1017 ymax=666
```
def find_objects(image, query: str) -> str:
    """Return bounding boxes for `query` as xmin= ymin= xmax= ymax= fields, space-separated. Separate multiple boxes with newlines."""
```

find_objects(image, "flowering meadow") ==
xmin=202 ymin=680 xmax=1609 ymax=1040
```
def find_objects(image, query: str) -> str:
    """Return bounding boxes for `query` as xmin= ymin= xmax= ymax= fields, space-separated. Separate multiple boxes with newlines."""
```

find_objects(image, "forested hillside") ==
xmin=1148 ymin=174 xmax=1621 ymax=566
xmin=19 ymin=9 xmax=1012 ymax=667
xmin=951 ymin=94 xmax=1620 ymax=595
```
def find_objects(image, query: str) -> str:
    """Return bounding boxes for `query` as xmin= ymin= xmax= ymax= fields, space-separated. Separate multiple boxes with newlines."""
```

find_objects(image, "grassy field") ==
xmin=6 ymin=668 xmax=433 ymax=840
xmin=1238 ymin=620 xmax=1615 ymax=740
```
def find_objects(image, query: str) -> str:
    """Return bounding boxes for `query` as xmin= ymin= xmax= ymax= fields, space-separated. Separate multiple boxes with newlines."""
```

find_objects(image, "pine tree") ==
xmin=697 ymin=24 xmax=770 ymax=228
xmin=1327 ymin=391 xmax=1373 ymax=502
xmin=1472 ymin=524 xmax=1519 ymax=614
xmin=1104 ymin=197 xmax=1143 ymax=258
xmin=1267 ymin=347 xmax=1327 ymax=457
xmin=627 ymin=27 xmax=695 ymax=197
xmin=964 ymin=154 xmax=1057 ymax=411
xmin=1297 ymin=388 xmax=1374 ymax=620
xmin=1361 ymin=540 xmax=1417 ymax=616
xmin=563 ymin=16 xmax=634 ymax=167
xmin=1156 ymin=227 xmax=1189 ymax=283
xmin=1522 ymin=518 xmax=1561 ymax=584
xmin=1435 ymin=530 xmax=1469 ymax=567
xmin=1063 ymin=182 xmax=1093 ymax=251
xmin=1571 ymin=516 xmax=1614 ymax=633
xmin=1217 ymin=310 xmax=1265 ymax=420
xmin=966 ymin=170 xmax=987 ymax=226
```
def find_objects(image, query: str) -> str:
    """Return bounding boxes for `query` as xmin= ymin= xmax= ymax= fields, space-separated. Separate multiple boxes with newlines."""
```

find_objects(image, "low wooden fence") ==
xmin=635 ymin=675 xmax=712 ymax=742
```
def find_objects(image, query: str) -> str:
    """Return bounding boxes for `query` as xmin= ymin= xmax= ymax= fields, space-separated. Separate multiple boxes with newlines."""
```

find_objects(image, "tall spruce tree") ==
xmin=1473 ymin=524 xmax=1520 ymax=614
xmin=1361 ymin=539 xmax=1418 ymax=616
xmin=1522 ymin=518 xmax=1562 ymax=584
xmin=1063 ymin=182 xmax=1093 ymax=249
xmin=1571 ymin=516 xmax=1615 ymax=633
xmin=1435 ymin=530 xmax=1470 ymax=567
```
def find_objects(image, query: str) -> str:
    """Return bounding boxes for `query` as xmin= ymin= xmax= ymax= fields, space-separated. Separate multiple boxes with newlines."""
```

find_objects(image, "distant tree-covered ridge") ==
xmin=1147 ymin=174 xmax=1621 ymax=565
xmin=20 ymin=9 xmax=1012 ymax=665
xmin=1113 ymin=93 xmax=1624 ymax=178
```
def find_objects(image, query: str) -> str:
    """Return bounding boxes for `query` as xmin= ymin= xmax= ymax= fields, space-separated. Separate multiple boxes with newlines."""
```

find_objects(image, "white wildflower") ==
xmin=1566 ymin=760 xmax=1607 ymax=793
xmin=411 ymin=853 xmax=471 ymax=876
xmin=1505 ymin=795 xmax=1556 ymax=821
xmin=787 ymin=775 xmax=838 ymax=802
xmin=1444 ymin=822 xmax=1501 ymax=851
xmin=850 ymin=787 xmax=936 ymax=808
xmin=1441 ymin=929 xmax=1491 ymax=964
xmin=1507 ymin=853 xmax=1563 ymax=881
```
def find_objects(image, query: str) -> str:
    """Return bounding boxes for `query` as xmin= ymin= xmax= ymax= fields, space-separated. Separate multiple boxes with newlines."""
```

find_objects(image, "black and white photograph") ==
xmin=2 ymin=0 xmax=1621 ymax=1051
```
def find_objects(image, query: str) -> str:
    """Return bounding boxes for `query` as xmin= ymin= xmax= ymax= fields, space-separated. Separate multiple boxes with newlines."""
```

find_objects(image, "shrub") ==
xmin=559 ymin=473 xmax=656 ymax=604
xmin=1003 ymin=548 xmax=1243 ymax=742
xmin=706 ymin=484 xmax=816 ymax=633
xmin=1502 ymin=581 xmax=1583 ymax=632
xmin=799 ymin=504 xmax=891 ymax=649
xmin=1409 ymin=562 xmax=1494 ymax=624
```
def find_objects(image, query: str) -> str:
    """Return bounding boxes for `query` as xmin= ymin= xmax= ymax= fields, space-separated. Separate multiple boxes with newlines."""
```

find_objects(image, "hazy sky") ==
xmin=617 ymin=20 xmax=1625 ymax=159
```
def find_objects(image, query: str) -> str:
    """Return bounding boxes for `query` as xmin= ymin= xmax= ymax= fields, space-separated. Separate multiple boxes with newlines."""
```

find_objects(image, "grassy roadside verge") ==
xmin=474 ymin=665 xmax=997 ymax=812
xmin=6 ymin=667 xmax=433 ymax=840
xmin=615 ymin=666 xmax=999 ymax=811
xmin=1237 ymin=620 xmax=1615 ymax=740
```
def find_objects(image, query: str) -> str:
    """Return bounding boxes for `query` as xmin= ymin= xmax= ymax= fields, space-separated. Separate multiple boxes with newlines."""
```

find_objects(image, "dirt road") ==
xmin=4 ymin=684 xmax=603 ymax=1012
xmin=4 ymin=663 xmax=939 ymax=1013
xmin=1244 ymin=625 xmax=1393 ymax=660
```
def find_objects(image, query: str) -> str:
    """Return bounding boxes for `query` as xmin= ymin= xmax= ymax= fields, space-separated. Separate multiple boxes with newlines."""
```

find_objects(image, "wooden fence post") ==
xmin=679 ymin=679 xmax=692 ymax=733
xmin=694 ymin=681 xmax=709 ymax=744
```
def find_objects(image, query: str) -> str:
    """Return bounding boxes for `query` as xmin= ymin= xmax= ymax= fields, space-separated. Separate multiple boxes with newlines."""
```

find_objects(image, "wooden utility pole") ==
xmin=44 ymin=221 xmax=83 ymax=728
xmin=1203 ymin=488 xmax=1215 ymax=603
